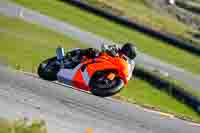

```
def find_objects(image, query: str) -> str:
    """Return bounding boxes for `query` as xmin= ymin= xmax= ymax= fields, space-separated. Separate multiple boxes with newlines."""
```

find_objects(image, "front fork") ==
xmin=56 ymin=47 xmax=65 ymax=68
xmin=56 ymin=47 xmax=65 ymax=60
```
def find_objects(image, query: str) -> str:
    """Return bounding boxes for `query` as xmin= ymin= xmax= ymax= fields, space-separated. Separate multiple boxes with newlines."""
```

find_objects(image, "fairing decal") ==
xmin=81 ymin=68 xmax=90 ymax=86
xmin=57 ymin=64 xmax=82 ymax=83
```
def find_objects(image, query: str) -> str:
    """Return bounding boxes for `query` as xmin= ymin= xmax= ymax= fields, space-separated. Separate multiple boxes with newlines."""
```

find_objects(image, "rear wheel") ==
xmin=90 ymin=71 xmax=124 ymax=97
xmin=38 ymin=57 xmax=60 ymax=81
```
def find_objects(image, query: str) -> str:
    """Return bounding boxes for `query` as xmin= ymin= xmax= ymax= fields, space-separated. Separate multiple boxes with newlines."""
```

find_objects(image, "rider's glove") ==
xmin=84 ymin=48 xmax=99 ymax=58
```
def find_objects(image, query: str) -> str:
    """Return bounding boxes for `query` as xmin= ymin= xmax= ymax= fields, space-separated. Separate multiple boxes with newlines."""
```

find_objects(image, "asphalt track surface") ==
xmin=0 ymin=64 xmax=200 ymax=133
xmin=0 ymin=0 xmax=200 ymax=91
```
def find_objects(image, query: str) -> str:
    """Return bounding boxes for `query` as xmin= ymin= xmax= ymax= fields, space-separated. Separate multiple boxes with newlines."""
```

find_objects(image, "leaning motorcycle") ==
xmin=38 ymin=46 xmax=134 ymax=97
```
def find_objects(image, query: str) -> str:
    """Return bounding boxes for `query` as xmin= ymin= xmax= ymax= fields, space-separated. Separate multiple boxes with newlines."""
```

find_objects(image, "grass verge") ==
xmin=118 ymin=79 xmax=200 ymax=123
xmin=12 ymin=0 xmax=200 ymax=75
xmin=0 ymin=118 xmax=47 ymax=133
xmin=119 ymin=67 xmax=200 ymax=123
xmin=136 ymin=65 xmax=200 ymax=99
xmin=84 ymin=0 xmax=200 ymax=45
xmin=0 ymin=14 xmax=200 ymax=123
xmin=0 ymin=14 xmax=87 ymax=72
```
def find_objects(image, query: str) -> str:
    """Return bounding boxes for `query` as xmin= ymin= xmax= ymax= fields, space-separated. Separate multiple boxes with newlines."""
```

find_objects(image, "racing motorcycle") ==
xmin=38 ymin=45 xmax=135 ymax=97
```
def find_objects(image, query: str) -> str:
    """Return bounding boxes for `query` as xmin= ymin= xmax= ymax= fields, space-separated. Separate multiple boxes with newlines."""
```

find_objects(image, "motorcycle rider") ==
xmin=57 ymin=42 xmax=137 ymax=78
xmin=79 ymin=42 xmax=137 ymax=61
xmin=119 ymin=43 xmax=137 ymax=80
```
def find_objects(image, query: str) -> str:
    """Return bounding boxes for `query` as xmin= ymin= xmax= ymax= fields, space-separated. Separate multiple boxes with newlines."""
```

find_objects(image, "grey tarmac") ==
xmin=0 ymin=0 xmax=200 ymax=91
xmin=0 ymin=65 xmax=200 ymax=133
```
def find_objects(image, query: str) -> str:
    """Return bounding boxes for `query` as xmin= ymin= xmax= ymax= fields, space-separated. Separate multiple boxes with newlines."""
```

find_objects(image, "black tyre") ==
xmin=38 ymin=57 xmax=60 ymax=81
xmin=90 ymin=71 xmax=124 ymax=97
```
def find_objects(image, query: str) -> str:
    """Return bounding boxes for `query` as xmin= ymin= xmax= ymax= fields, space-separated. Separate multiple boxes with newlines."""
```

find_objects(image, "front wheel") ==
xmin=38 ymin=57 xmax=60 ymax=81
xmin=90 ymin=71 xmax=124 ymax=97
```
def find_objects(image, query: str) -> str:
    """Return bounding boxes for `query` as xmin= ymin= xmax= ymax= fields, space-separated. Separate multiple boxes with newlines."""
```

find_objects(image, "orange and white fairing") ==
xmin=57 ymin=52 xmax=135 ymax=91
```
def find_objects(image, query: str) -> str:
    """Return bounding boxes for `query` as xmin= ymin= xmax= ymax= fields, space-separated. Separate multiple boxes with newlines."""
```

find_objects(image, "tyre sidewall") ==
xmin=90 ymin=78 xmax=124 ymax=97
xmin=38 ymin=57 xmax=59 ymax=81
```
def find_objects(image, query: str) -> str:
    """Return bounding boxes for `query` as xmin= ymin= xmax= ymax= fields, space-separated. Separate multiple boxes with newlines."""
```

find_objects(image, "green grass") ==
xmin=0 ymin=14 xmax=200 ymax=123
xmin=0 ymin=15 xmax=87 ymax=72
xmin=121 ymin=78 xmax=200 ymax=122
xmin=12 ymin=0 xmax=200 ymax=75
xmin=185 ymin=0 xmax=200 ymax=4
xmin=0 ymin=118 xmax=47 ymax=133
xmin=85 ymin=0 xmax=190 ymax=35
xmin=177 ymin=0 xmax=200 ymax=11
xmin=134 ymin=64 xmax=200 ymax=99
xmin=85 ymin=0 xmax=200 ymax=45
